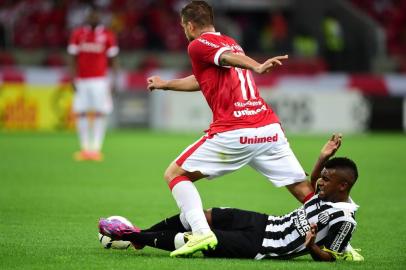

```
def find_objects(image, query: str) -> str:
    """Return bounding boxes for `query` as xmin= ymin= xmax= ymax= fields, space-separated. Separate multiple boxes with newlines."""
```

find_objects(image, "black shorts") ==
xmin=203 ymin=207 xmax=268 ymax=259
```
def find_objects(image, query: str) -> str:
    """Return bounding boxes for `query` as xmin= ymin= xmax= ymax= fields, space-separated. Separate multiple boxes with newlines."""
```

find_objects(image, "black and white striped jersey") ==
xmin=255 ymin=195 xmax=358 ymax=260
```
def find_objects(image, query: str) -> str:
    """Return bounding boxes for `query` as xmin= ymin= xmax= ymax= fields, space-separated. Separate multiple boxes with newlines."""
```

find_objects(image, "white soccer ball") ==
xmin=98 ymin=216 xmax=133 ymax=249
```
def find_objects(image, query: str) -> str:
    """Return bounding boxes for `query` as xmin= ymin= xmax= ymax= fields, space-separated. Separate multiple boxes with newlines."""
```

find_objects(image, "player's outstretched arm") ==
xmin=147 ymin=75 xmax=200 ymax=92
xmin=219 ymin=52 xmax=288 ymax=74
xmin=310 ymin=134 xmax=342 ymax=188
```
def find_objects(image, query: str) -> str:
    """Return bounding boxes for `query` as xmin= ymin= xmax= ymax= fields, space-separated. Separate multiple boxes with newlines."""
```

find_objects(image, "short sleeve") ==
xmin=322 ymin=221 xmax=355 ymax=253
xmin=67 ymin=29 xmax=80 ymax=55
xmin=106 ymin=30 xmax=119 ymax=57
xmin=188 ymin=37 xmax=231 ymax=66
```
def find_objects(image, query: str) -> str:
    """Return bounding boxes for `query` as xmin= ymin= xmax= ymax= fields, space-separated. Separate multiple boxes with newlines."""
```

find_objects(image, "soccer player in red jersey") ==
xmin=147 ymin=1 xmax=314 ymax=256
xmin=68 ymin=8 xmax=119 ymax=161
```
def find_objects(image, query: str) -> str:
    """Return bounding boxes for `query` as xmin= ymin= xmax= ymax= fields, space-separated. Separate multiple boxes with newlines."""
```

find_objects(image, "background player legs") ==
xmin=92 ymin=112 xmax=108 ymax=153
xmin=74 ymin=112 xmax=105 ymax=161
xmin=75 ymin=113 xmax=90 ymax=153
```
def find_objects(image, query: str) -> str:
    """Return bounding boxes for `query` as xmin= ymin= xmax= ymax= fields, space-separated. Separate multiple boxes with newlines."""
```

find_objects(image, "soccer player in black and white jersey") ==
xmin=99 ymin=134 xmax=362 ymax=261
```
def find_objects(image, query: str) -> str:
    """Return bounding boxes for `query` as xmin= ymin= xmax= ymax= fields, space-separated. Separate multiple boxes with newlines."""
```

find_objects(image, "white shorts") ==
xmin=175 ymin=123 xmax=306 ymax=187
xmin=73 ymin=77 xmax=113 ymax=114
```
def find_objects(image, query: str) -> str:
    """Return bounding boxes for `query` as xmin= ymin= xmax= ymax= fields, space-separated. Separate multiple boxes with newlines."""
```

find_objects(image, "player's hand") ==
xmin=254 ymin=55 xmax=288 ymax=74
xmin=320 ymin=133 xmax=342 ymax=159
xmin=147 ymin=76 xmax=167 ymax=91
xmin=304 ymin=223 xmax=318 ymax=248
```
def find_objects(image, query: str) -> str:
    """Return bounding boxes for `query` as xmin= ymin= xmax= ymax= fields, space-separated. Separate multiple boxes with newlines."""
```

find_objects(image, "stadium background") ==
xmin=1 ymin=0 xmax=405 ymax=269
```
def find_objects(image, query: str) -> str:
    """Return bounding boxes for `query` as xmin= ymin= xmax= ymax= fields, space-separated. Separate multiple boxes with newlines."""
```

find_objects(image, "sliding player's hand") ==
xmin=321 ymin=133 xmax=342 ymax=159
xmin=304 ymin=223 xmax=318 ymax=248
xmin=255 ymin=55 xmax=288 ymax=74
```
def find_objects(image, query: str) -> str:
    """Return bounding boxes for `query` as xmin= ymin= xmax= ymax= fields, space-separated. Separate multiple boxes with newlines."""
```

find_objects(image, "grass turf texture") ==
xmin=0 ymin=131 xmax=405 ymax=270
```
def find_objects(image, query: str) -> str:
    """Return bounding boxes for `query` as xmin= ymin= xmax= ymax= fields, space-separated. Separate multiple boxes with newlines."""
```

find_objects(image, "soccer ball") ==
xmin=98 ymin=233 xmax=132 ymax=249
xmin=98 ymin=216 xmax=133 ymax=249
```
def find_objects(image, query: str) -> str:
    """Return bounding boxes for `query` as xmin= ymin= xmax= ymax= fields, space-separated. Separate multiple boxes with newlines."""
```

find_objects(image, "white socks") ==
xmin=77 ymin=116 xmax=90 ymax=151
xmin=171 ymin=180 xmax=211 ymax=235
xmin=76 ymin=115 xmax=107 ymax=152
xmin=179 ymin=212 xmax=191 ymax=231
xmin=92 ymin=116 xmax=107 ymax=152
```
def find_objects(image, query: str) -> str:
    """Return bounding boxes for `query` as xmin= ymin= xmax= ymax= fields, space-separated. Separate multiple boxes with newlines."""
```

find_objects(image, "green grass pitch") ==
xmin=1 ymin=130 xmax=405 ymax=269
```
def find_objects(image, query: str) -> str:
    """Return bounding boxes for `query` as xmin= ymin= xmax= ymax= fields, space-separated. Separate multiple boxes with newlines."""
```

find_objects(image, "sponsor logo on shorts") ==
xmin=240 ymin=133 xmax=278 ymax=144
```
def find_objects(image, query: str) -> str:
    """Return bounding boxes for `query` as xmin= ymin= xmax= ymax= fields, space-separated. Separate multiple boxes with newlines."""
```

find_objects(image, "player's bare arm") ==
xmin=67 ymin=55 xmax=77 ymax=92
xmin=219 ymin=52 xmax=288 ymax=74
xmin=147 ymin=75 xmax=200 ymax=92
xmin=67 ymin=55 xmax=76 ymax=81
xmin=110 ymin=56 xmax=119 ymax=94
xmin=310 ymin=134 xmax=342 ymax=188
xmin=305 ymin=224 xmax=335 ymax=261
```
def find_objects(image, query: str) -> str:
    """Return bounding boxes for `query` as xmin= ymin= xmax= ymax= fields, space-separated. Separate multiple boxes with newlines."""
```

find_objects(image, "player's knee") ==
xmin=164 ymin=167 xmax=177 ymax=184
xmin=164 ymin=162 xmax=186 ymax=184
xmin=163 ymin=172 xmax=171 ymax=184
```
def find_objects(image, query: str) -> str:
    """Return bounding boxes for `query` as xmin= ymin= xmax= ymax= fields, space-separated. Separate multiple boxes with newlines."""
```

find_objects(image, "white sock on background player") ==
xmin=171 ymin=180 xmax=211 ymax=235
xmin=77 ymin=116 xmax=90 ymax=151
xmin=92 ymin=116 xmax=107 ymax=152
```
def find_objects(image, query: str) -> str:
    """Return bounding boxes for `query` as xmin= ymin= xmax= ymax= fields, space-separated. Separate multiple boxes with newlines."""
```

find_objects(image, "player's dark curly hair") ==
xmin=325 ymin=157 xmax=358 ymax=185
xmin=181 ymin=1 xmax=214 ymax=27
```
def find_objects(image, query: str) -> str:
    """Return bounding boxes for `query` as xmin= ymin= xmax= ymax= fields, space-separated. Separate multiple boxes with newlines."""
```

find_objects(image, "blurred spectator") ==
xmin=0 ymin=0 xmax=403 ymax=73
xmin=66 ymin=0 xmax=92 ymax=29
xmin=260 ymin=13 xmax=290 ymax=55
xmin=0 ymin=0 xmax=25 ymax=48
xmin=322 ymin=14 xmax=345 ymax=71
xmin=351 ymin=0 xmax=406 ymax=57
xmin=0 ymin=23 xmax=5 ymax=48
xmin=216 ymin=14 xmax=243 ymax=44
xmin=0 ymin=50 xmax=15 ymax=66
xmin=293 ymin=35 xmax=318 ymax=58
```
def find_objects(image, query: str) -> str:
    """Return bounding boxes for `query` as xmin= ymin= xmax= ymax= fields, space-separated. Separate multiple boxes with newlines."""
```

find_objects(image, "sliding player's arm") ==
xmin=305 ymin=224 xmax=335 ymax=261
xmin=219 ymin=52 xmax=288 ymax=74
xmin=311 ymin=220 xmax=356 ymax=261
xmin=310 ymin=134 xmax=342 ymax=188
xmin=147 ymin=75 xmax=200 ymax=92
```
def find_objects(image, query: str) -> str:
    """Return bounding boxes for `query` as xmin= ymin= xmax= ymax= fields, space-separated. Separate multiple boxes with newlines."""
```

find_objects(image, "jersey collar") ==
xmin=84 ymin=24 xmax=105 ymax=32
xmin=325 ymin=200 xmax=359 ymax=212
xmin=315 ymin=194 xmax=360 ymax=212
xmin=200 ymin=32 xmax=221 ymax=36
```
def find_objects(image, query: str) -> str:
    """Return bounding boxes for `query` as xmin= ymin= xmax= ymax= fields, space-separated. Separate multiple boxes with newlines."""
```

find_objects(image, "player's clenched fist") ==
xmin=147 ymin=76 xmax=167 ymax=91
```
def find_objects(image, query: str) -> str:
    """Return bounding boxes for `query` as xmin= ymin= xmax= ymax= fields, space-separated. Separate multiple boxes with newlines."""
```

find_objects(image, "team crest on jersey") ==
xmin=318 ymin=211 xmax=330 ymax=225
